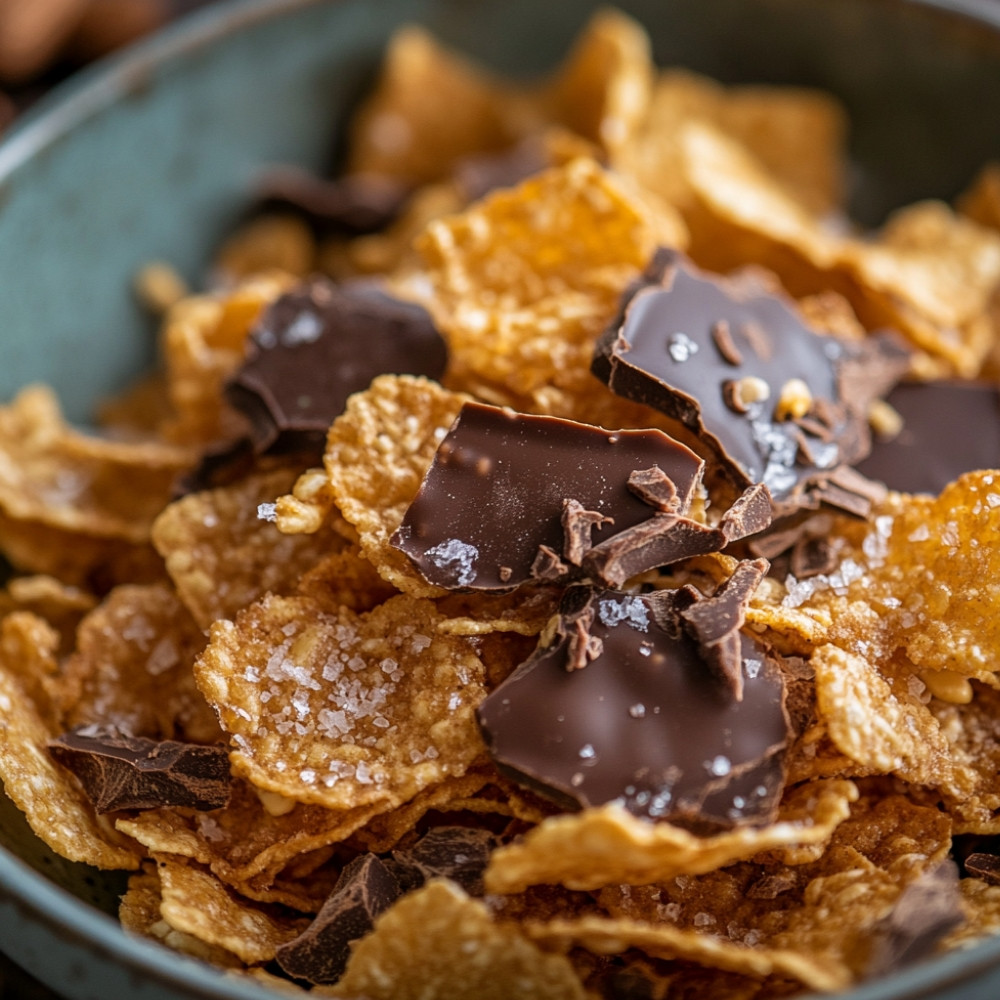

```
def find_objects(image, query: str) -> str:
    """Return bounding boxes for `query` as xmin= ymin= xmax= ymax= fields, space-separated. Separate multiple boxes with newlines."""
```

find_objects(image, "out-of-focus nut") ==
xmin=774 ymin=377 xmax=813 ymax=420
xmin=867 ymin=398 xmax=904 ymax=442
xmin=722 ymin=375 xmax=771 ymax=413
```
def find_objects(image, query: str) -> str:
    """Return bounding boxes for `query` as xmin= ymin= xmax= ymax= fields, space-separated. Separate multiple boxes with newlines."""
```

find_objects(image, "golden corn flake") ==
xmin=791 ymin=473 xmax=1000 ymax=680
xmin=157 ymin=859 xmax=308 ymax=964
xmin=811 ymin=644 xmax=963 ymax=790
xmin=618 ymin=68 xmax=846 ymax=216
xmin=346 ymin=26 xmax=517 ymax=184
xmin=318 ymin=374 xmax=467 ymax=594
xmin=417 ymin=159 xmax=685 ymax=411
xmin=0 ymin=611 xmax=60 ymax=728
xmin=330 ymin=880 xmax=586 ymax=1000
xmin=959 ymin=162 xmax=1000 ymax=232
xmin=159 ymin=272 xmax=294 ymax=446
xmin=0 ymin=385 xmax=192 ymax=554
xmin=540 ymin=8 xmax=653 ymax=156
xmin=195 ymin=592 xmax=487 ymax=810
xmin=295 ymin=544 xmax=398 ymax=614
xmin=0 ymin=656 xmax=141 ymax=870
xmin=213 ymin=214 xmax=316 ymax=285
xmin=484 ymin=780 xmax=858 ymax=893
xmin=119 ymin=865 xmax=245 ymax=969
xmin=0 ymin=574 xmax=96 ymax=654
xmin=153 ymin=466 xmax=347 ymax=629
xmin=54 ymin=583 xmax=221 ymax=745
xmin=944 ymin=878 xmax=1000 ymax=950
xmin=117 ymin=778 xmax=387 ymax=889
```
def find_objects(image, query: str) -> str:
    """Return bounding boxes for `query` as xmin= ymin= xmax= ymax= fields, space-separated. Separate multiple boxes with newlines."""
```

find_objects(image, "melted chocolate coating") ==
xmin=48 ymin=729 xmax=231 ymax=813
xmin=275 ymin=854 xmax=401 ymax=985
xmin=592 ymin=250 xmax=909 ymax=513
xmin=226 ymin=276 xmax=447 ymax=454
xmin=392 ymin=401 xmax=706 ymax=591
xmin=856 ymin=381 xmax=1000 ymax=494
xmin=477 ymin=585 xmax=791 ymax=830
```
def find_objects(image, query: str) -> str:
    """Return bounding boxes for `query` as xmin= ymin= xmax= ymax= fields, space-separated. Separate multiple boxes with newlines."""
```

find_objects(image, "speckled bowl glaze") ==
xmin=2 ymin=1 xmax=1000 ymax=997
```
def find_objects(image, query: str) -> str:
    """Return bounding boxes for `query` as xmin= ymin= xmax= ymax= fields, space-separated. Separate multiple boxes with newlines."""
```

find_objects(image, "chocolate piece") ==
xmin=866 ymin=861 xmax=963 ymax=976
xmin=964 ymin=852 xmax=1000 ymax=885
xmin=453 ymin=137 xmax=553 ymax=202
xmin=48 ymin=728 xmax=231 ymax=813
xmin=581 ymin=483 xmax=772 ymax=589
xmin=680 ymin=558 xmax=768 ymax=701
xmin=389 ymin=827 xmax=500 ymax=896
xmin=275 ymin=854 xmax=401 ymax=985
xmin=592 ymin=249 xmax=910 ymax=516
xmin=255 ymin=167 xmax=409 ymax=234
xmin=171 ymin=436 xmax=256 ymax=498
xmin=226 ymin=276 xmax=447 ymax=454
xmin=562 ymin=498 xmax=614 ymax=566
xmin=391 ymin=401 xmax=706 ymax=591
xmin=856 ymin=380 xmax=1000 ymax=494
xmin=477 ymin=584 xmax=791 ymax=830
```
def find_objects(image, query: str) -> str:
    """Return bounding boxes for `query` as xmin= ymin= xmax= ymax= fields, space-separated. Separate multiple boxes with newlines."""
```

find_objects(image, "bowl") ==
xmin=2 ymin=0 xmax=1000 ymax=997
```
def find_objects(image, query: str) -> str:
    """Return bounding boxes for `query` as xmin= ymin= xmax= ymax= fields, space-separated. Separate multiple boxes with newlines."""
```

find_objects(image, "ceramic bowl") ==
xmin=2 ymin=1 xmax=1000 ymax=997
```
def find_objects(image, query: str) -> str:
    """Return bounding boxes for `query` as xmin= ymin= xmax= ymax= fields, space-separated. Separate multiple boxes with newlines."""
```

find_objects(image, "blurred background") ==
xmin=0 ymin=0 xmax=218 ymax=133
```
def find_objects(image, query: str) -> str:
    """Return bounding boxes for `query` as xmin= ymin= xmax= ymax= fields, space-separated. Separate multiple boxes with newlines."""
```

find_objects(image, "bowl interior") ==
xmin=2 ymin=0 xmax=1000 ymax=998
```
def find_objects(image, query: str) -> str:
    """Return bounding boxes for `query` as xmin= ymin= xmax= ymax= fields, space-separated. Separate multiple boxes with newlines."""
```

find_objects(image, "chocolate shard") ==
xmin=477 ymin=585 xmax=791 ymax=831
xmin=226 ymin=276 xmax=447 ymax=455
xmin=680 ymin=558 xmax=769 ymax=701
xmin=47 ymin=728 xmax=231 ymax=813
xmin=254 ymin=166 xmax=410 ymax=235
xmin=964 ymin=852 xmax=1000 ymax=885
xmin=856 ymin=380 xmax=1000 ymax=494
xmin=275 ymin=854 xmax=402 ymax=985
xmin=592 ymin=248 xmax=910 ymax=517
xmin=627 ymin=466 xmax=681 ymax=512
xmin=582 ymin=483 xmax=771 ymax=589
xmin=562 ymin=498 xmax=614 ymax=565
xmin=391 ymin=401 xmax=705 ymax=591
xmin=389 ymin=827 xmax=500 ymax=896
xmin=866 ymin=861 xmax=964 ymax=977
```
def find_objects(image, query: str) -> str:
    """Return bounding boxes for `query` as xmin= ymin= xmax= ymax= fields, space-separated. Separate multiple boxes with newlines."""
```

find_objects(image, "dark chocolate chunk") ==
xmin=171 ymin=436 xmax=256 ymax=498
xmin=275 ymin=854 xmax=402 ymax=985
xmin=226 ymin=276 xmax=447 ymax=454
xmin=477 ymin=584 xmax=791 ymax=830
xmin=856 ymin=380 xmax=1000 ymax=494
xmin=866 ymin=861 xmax=963 ymax=977
xmin=391 ymin=401 xmax=706 ymax=591
xmin=453 ymin=137 xmax=553 ymax=202
xmin=964 ymin=852 xmax=1000 ymax=885
xmin=680 ymin=558 xmax=768 ymax=701
xmin=592 ymin=249 xmax=910 ymax=516
xmin=254 ymin=167 xmax=409 ymax=234
xmin=48 ymin=728 xmax=231 ymax=813
xmin=389 ymin=827 xmax=500 ymax=896
xmin=562 ymin=498 xmax=614 ymax=566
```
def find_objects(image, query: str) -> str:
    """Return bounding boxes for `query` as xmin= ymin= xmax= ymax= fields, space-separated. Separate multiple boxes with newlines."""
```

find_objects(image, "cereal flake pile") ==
xmin=5 ymin=10 xmax=1000 ymax=998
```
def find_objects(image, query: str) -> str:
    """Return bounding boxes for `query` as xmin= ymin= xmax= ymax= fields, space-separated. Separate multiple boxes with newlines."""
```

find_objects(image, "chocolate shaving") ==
xmin=680 ymin=559 xmax=768 ymax=701
xmin=866 ymin=861 xmax=963 ymax=977
xmin=562 ymin=498 xmax=614 ymax=565
xmin=626 ymin=466 xmax=680 ymax=512
xmin=739 ymin=320 xmax=773 ymax=361
xmin=48 ymin=728 xmax=231 ymax=813
xmin=746 ymin=871 xmax=798 ymax=900
xmin=275 ymin=854 xmax=402 ymax=985
xmin=718 ymin=483 xmax=773 ymax=542
xmin=389 ymin=827 xmax=500 ymax=896
xmin=531 ymin=544 xmax=570 ymax=582
xmin=711 ymin=319 xmax=742 ymax=365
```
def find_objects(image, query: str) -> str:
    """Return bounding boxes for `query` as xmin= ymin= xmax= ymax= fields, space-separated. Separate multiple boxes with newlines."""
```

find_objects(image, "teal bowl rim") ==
xmin=2 ymin=0 xmax=1000 ymax=997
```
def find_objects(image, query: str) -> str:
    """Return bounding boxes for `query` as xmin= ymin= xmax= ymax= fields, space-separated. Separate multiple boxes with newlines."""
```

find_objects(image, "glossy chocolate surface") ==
xmin=392 ymin=401 xmax=705 ymax=590
xmin=227 ymin=276 xmax=447 ymax=453
xmin=477 ymin=584 xmax=790 ymax=830
xmin=856 ymin=381 xmax=1000 ymax=494
xmin=593 ymin=250 xmax=908 ymax=512
xmin=48 ymin=729 xmax=231 ymax=813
